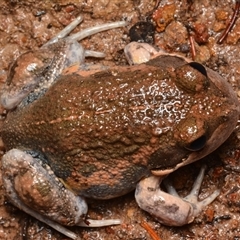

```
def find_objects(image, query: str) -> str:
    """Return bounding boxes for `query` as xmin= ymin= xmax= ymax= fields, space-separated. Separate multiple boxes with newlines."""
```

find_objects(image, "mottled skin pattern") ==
xmin=2 ymin=54 xmax=239 ymax=200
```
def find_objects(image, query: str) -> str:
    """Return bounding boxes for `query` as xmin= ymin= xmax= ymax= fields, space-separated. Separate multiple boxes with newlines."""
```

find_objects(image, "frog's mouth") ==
xmin=151 ymin=107 xmax=239 ymax=177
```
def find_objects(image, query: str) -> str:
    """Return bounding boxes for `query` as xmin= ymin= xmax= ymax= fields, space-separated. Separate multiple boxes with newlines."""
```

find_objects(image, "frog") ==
xmin=1 ymin=15 xmax=239 ymax=239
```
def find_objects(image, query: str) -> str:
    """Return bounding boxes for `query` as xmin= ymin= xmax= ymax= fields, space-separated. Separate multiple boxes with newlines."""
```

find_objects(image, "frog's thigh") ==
xmin=2 ymin=149 xmax=88 ymax=226
xmin=135 ymin=175 xmax=194 ymax=226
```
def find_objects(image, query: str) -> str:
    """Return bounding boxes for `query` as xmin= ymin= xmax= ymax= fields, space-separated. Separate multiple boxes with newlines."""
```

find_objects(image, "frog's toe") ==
xmin=164 ymin=165 xmax=220 ymax=217
xmin=65 ymin=21 xmax=127 ymax=42
xmin=43 ymin=15 xmax=83 ymax=46
xmin=78 ymin=219 xmax=121 ymax=227
xmin=8 ymin=200 xmax=79 ymax=240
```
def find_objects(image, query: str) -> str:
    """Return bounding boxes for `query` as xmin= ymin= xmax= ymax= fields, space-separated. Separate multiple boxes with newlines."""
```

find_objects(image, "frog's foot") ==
xmin=44 ymin=15 xmax=127 ymax=59
xmin=135 ymin=165 xmax=220 ymax=226
xmin=2 ymin=149 xmax=121 ymax=239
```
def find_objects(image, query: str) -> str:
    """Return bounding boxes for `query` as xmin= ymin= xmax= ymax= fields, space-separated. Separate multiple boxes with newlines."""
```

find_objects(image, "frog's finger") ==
xmin=183 ymin=165 xmax=221 ymax=216
xmin=163 ymin=178 xmax=180 ymax=197
xmin=185 ymin=165 xmax=207 ymax=198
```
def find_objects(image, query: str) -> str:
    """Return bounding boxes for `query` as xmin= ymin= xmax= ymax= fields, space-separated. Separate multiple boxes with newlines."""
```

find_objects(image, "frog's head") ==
xmin=150 ymin=61 xmax=240 ymax=176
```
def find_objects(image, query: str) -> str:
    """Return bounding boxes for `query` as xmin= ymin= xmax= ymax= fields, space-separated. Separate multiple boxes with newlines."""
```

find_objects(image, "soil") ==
xmin=0 ymin=0 xmax=240 ymax=239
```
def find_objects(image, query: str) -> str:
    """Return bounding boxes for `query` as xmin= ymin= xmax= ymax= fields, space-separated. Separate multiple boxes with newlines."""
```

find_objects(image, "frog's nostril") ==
xmin=186 ymin=135 xmax=206 ymax=151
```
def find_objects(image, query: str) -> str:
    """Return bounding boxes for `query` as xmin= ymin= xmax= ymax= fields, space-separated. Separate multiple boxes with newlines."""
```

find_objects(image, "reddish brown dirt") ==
xmin=0 ymin=0 xmax=240 ymax=239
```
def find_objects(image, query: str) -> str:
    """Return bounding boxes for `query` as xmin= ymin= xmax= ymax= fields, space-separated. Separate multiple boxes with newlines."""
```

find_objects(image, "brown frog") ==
xmin=1 ymin=16 xmax=239 ymax=239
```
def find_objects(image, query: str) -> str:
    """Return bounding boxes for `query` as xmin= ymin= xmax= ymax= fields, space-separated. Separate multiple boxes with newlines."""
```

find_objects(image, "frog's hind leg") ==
xmin=0 ymin=15 xmax=127 ymax=110
xmin=44 ymin=16 xmax=127 ymax=73
xmin=2 ymin=149 xmax=121 ymax=239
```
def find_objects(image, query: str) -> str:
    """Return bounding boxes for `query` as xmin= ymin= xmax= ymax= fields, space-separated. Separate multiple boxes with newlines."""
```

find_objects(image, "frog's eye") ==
xmin=175 ymin=117 xmax=207 ymax=152
xmin=175 ymin=62 xmax=209 ymax=93
xmin=185 ymin=135 xmax=206 ymax=151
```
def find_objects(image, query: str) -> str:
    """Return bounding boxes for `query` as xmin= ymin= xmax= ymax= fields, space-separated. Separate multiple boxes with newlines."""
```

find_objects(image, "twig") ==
xmin=140 ymin=221 xmax=162 ymax=240
xmin=218 ymin=0 xmax=240 ymax=44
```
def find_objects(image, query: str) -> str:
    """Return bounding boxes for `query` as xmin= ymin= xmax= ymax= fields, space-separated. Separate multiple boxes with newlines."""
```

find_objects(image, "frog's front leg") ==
xmin=2 ymin=149 xmax=121 ymax=239
xmin=135 ymin=166 xmax=220 ymax=226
